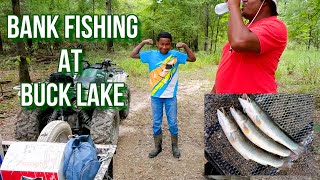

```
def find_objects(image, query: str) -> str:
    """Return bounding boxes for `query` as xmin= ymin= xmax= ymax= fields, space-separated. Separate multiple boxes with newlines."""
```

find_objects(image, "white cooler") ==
xmin=0 ymin=142 xmax=66 ymax=180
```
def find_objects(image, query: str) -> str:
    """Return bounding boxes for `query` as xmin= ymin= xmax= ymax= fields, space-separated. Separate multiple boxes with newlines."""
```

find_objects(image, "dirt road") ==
xmin=113 ymin=78 xmax=212 ymax=179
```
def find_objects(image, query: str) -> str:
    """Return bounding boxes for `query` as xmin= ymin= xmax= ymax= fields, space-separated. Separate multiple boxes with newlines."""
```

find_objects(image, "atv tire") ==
xmin=37 ymin=121 xmax=72 ymax=143
xmin=119 ymin=87 xmax=131 ymax=120
xmin=15 ymin=109 xmax=41 ymax=141
xmin=91 ymin=109 xmax=120 ymax=145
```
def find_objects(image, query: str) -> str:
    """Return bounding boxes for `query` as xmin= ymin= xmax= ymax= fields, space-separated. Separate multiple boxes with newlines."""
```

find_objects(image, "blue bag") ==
xmin=63 ymin=135 xmax=101 ymax=180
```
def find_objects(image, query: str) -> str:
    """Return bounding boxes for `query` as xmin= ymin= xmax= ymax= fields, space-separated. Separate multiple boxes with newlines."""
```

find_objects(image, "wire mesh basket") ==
xmin=204 ymin=94 xmax=315 ymax=176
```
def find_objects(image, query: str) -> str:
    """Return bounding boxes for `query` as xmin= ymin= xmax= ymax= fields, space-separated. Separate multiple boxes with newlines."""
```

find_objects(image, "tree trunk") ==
xmin=12 ymin=0 xmax=31 ymax=83
xmin=153 ymin=6 xmax=156 ymax=41
xmin=316 ymin=20 xmax=319 ymax=50
xmin=315 ymin=31 xmax=320 ymax=51
xmin=210 ymin=21 xmax=214 ymax=52
xmin=204 ymin=3 xmax=209 ymax=51
xmin=193 ymin=35 xmax=199 ymax=52
xmin=0 ymin=31 xmax=3 ymax=54
xmin=106 ymin=0 xmax=113 ymax=53
xmin=213 ymin=16 xmax=221 ymax=55
xmin=93 ymin=0 xmax=95 ymax=14
xmin=307 ymin=25 xmax=312 ymax=50
xmin=27 ymin=38 xmax=33 ymax=55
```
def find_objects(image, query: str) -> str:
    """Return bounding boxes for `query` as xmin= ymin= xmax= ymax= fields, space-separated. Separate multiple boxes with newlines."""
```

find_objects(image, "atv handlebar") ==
xmin=82 ymin=59 xmax=117 ymax=70
xmin=102 ymin=59 xmax=117 ymax=68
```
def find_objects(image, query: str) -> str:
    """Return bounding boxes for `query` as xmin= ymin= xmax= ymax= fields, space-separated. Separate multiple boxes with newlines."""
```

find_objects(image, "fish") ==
xmin=217 ymin=108 xmax=291 ymax=168
xmin=230 ymin=106 xmax=291 ymax=157
xmin=238 ymin=95 xmax=305 ymax=157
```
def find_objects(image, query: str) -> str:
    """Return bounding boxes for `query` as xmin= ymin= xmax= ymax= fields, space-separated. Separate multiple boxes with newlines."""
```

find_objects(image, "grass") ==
xmin=315 ymin=123 xmax=320 ymax=133
xmin=315 ymin=122 xmax=320 ymax=152
xmin=276 ymin=49 xmax=320 ymax=95
xmin=0 ymin=96 xmax=18 ymax=112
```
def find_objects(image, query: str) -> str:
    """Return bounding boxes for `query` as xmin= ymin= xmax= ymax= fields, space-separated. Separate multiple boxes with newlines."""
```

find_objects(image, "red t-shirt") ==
xmin=215 ymin=16 xmax=287 ymax=94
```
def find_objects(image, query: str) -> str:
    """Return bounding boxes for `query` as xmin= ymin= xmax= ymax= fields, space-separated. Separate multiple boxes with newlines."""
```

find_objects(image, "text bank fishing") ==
xmin=7 ymin=15 xmax=139 ymax=39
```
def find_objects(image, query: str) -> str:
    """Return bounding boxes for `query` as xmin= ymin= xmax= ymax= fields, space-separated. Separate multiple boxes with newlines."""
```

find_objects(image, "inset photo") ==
xmin=204 ymin=94 xmax=316 ymax=176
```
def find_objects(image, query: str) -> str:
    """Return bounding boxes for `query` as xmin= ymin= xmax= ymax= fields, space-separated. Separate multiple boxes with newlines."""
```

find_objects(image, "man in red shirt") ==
xmin=212 ymin=0 xmax=287 ymax=94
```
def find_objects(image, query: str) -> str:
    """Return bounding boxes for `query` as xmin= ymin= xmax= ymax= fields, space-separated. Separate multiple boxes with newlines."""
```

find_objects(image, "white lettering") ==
xmin=58 ymin=50 xmax=71 ymax=72
xmin=127 ymin=15 xmax=138 ymax=38
xmin=20 ymin=84 xmax=33 ymax=106
xmin=20 ymin=16 xmax=32 ymax=38
xmin=87 ymin=84 xmax=100 ymax=106
xmin=65 ymin=15 xmax=75 ymax=38
xmin=33 ymin=83 xmax=46 ymax=106
xmin=100 ymin=83 xmax=113 ymax=106
xmin=47 ymin=15 xmax=59 ymax=38
xmin=47 ymin=83 xmax=58 ymax=106
xmin=7 ymin=15 xmax=19 ymax=38
xmin=114 ymin=83 xmax=124 ymax=106
xmin=59 ymin=83 xmax=71 ymax=106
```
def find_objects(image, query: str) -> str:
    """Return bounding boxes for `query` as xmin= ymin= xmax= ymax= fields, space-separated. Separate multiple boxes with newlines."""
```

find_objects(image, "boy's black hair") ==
xmin=157 ymin=32 xmax=172 ymax=42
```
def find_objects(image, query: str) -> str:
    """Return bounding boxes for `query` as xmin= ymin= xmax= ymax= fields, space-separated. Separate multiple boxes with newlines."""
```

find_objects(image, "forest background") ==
xmin=0 ymin=0 xmax=319 ymax=147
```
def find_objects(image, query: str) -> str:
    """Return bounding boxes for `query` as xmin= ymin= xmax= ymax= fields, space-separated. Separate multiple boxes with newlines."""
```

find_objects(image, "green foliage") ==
xmin=180 ymin=51 xmax=214 ymax=71
xmin=1 ymin=0 xmax=319 ymax=52
xmin=276 ymin=49 xmax=320 ymax=94
xmin=280 ymin=0 xmax=320 ymax=49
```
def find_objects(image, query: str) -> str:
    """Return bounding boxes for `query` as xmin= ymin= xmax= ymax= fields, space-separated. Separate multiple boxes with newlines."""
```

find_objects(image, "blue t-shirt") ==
xmin=140 ymin=50 xmax=187 ymax=98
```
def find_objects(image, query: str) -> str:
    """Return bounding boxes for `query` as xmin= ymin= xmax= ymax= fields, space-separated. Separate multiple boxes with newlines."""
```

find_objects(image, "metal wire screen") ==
xmin=204 ymin=94 xmax=315 ymax=176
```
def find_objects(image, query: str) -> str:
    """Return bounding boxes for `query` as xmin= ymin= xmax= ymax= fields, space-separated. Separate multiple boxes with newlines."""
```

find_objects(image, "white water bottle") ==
xmin=215 ymin=1 xmax=243 ymax=15
xmin=215 ymin=2 xmax=229 ymax=15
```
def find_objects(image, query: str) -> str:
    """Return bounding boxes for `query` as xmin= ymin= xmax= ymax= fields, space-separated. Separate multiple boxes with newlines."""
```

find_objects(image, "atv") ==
xmin=15 ymin=59 xmax=130 ymax=145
